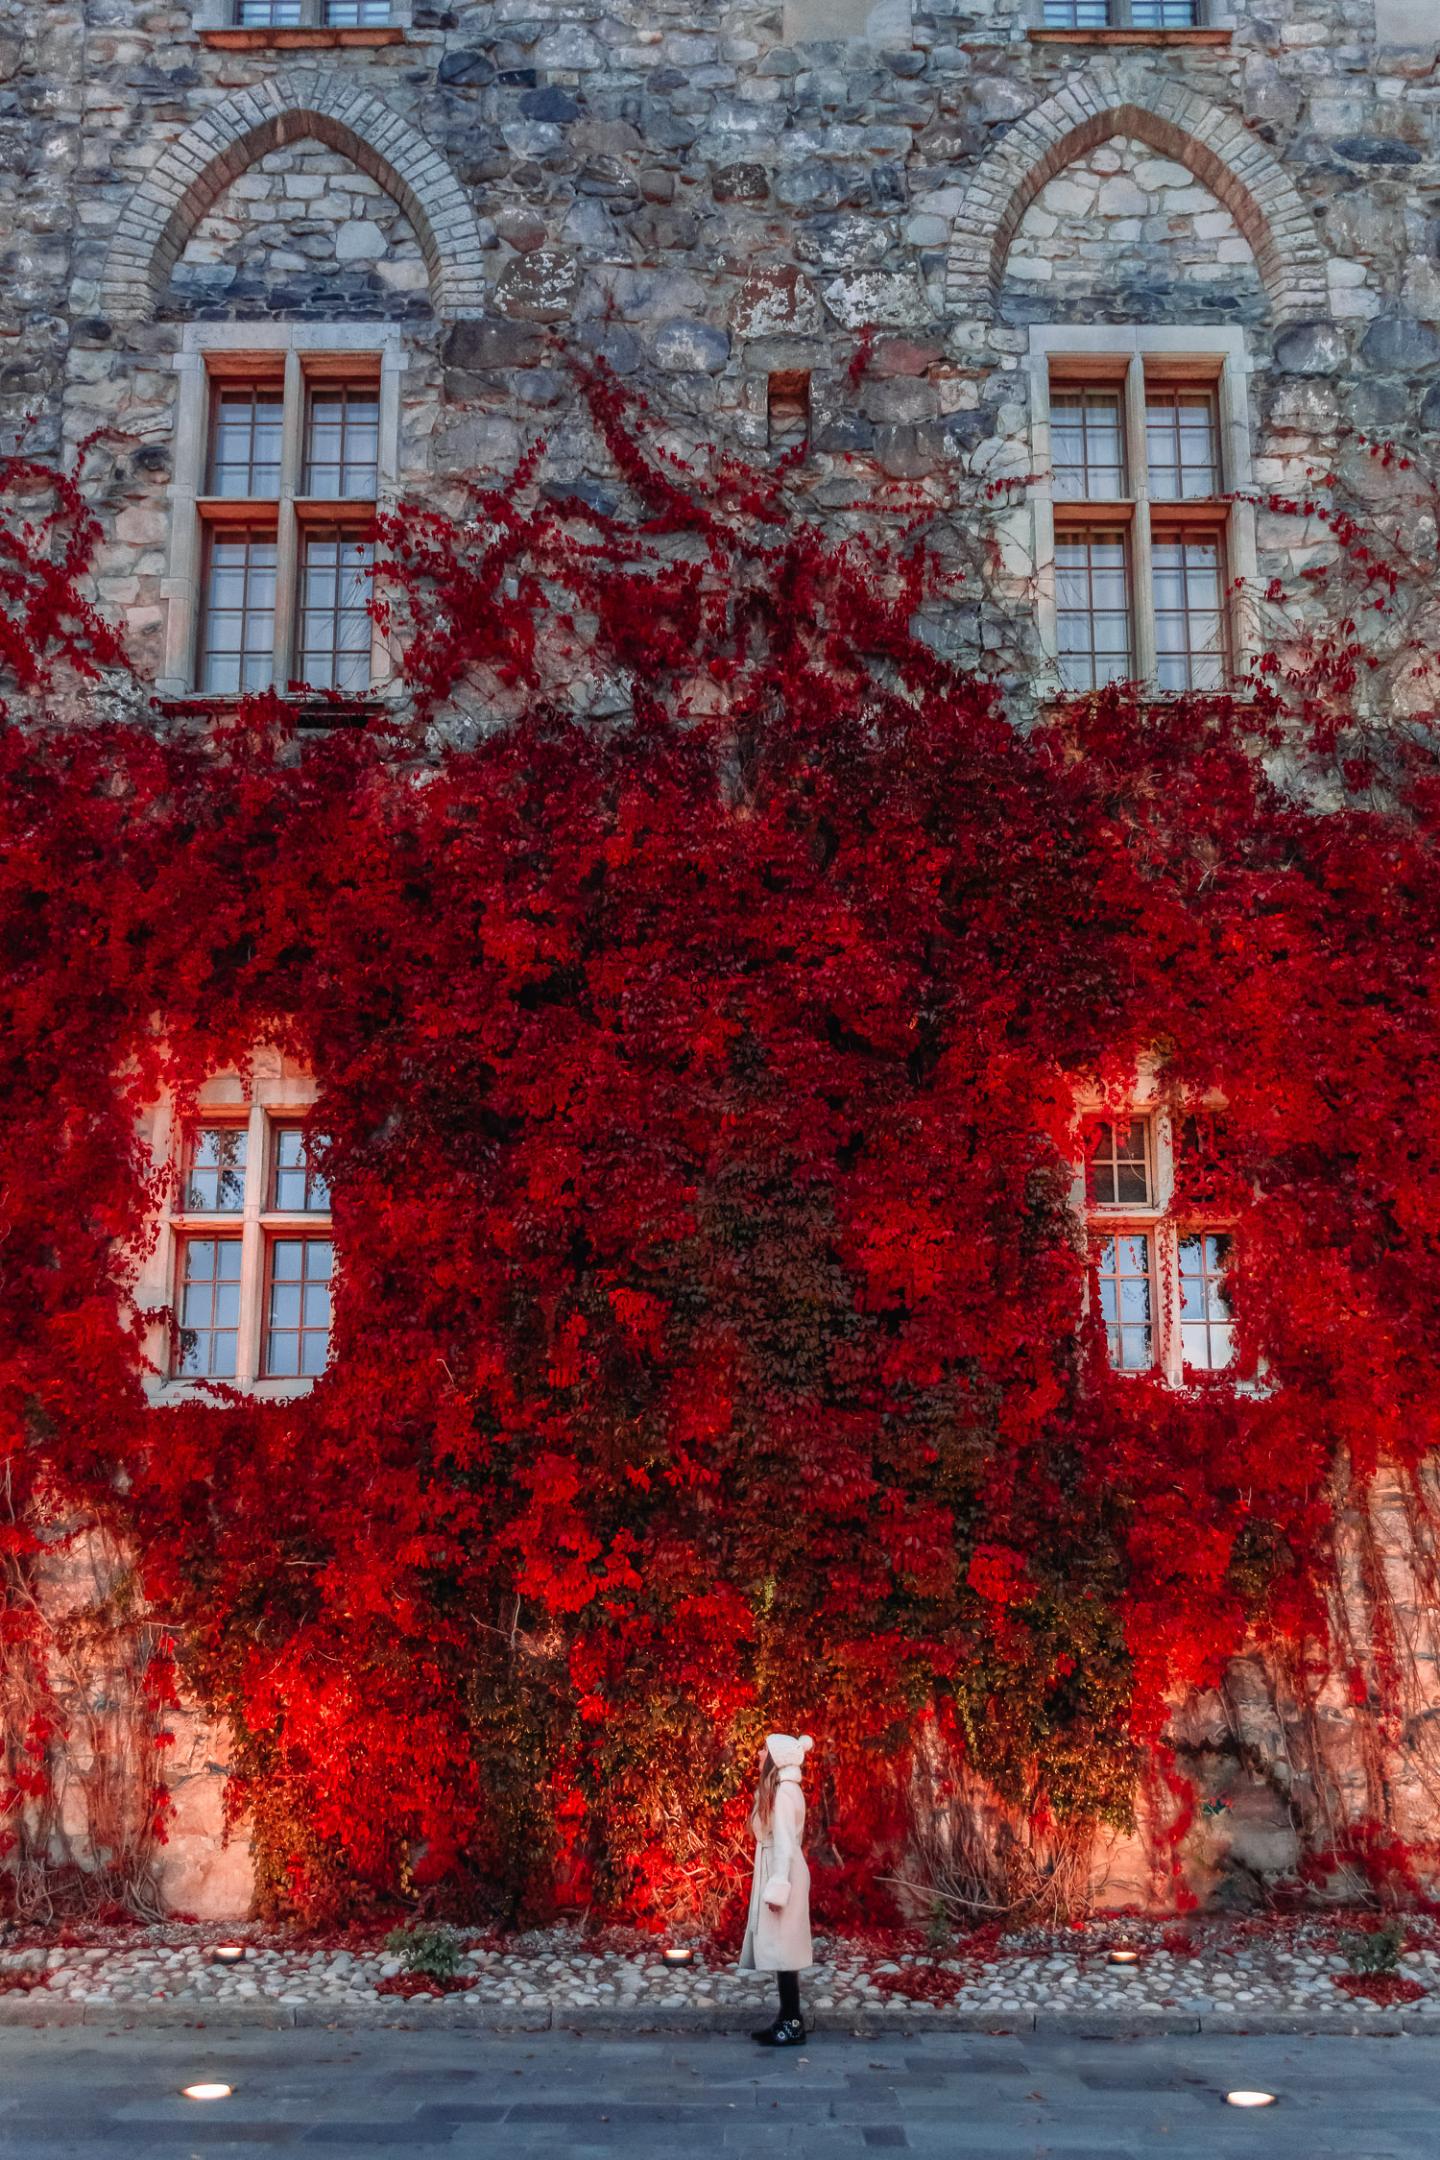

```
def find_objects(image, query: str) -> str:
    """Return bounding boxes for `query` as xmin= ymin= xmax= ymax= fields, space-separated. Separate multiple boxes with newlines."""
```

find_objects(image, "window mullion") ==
xmin=1126 ymin=358 xmax=1156 ymax=684
xmin=273 ymin=349 xmax=306 ymax=689
xmin=237 ymin=1102 xmax=267 ymax=1385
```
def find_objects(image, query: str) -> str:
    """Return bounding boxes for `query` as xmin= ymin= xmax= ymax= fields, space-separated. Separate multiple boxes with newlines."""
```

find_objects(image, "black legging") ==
xmin=777 ymin=1970 xmax=801 ymax=2021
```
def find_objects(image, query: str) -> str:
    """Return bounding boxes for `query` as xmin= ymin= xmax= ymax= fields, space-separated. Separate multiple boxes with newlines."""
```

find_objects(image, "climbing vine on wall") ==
xmin=3 ymin=373 xmax=1440 ymax=1926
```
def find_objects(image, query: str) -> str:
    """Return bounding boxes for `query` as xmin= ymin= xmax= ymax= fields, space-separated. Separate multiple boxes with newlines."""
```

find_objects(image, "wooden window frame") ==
xmin=1029 ymin=327 xmax=1257 ymax=700
xmin=1077 ymin=1098 xmax=1236 ymax=1383
xmin=136 ymin=1055 xmax=334 ymax=1401
xmin=163 ymin=324 xmax=403 ymax=704
xmin=1031 ymin=0 xmax=1232 ymax=42
xmin=195 ymin=0 xmax=408 ymax=44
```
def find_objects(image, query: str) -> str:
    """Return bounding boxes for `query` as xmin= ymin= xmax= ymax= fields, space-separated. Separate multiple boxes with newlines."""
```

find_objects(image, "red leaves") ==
xmin=5 ymin=386 xmax=1440 ymax=1925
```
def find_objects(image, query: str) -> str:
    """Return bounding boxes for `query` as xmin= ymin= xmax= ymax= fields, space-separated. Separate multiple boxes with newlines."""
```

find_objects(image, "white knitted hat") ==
xmin=764 ymin=1733 xmax=814 ymax=1769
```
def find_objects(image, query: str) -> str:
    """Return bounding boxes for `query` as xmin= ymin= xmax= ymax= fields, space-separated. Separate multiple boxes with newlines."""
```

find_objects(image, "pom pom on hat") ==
xmin=764 ymin=1732 xmax=814 ymax=1768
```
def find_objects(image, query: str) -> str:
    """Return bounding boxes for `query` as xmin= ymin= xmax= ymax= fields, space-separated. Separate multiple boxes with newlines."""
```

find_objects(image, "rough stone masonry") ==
xmin=2 ymin=0 xmax=1439 ymax=1915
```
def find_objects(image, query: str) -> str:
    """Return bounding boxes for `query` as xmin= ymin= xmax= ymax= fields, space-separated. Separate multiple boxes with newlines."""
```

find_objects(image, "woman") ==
xmin=738 ymin=1731 xmax=814 ymax=2046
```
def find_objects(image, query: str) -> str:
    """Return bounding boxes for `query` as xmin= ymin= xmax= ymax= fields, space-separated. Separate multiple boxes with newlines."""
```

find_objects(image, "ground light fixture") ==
xmin=661 ymin=1946 xmax=695 ymax=1966
xmin=1106 ymin=1949 xmax=1141 ymax=1967
xmin=1224 ymin=2090 xmax=1278 ymax=2109
xmin=180 ymin=2082 xmax=234 ymax=2102
xmin=209 ymin=1945 xmax=246 ymax=1963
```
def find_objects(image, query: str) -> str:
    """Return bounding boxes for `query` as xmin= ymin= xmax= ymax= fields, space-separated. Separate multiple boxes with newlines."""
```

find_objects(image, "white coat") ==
xmin=737 ymin=1769 xmax=813 ymax=1973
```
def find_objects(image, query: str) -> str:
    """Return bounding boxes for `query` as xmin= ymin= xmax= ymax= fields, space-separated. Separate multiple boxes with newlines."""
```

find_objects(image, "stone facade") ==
xmin=3 ymin=0 xmax=1440 ymax=1913
xmin=0 ymin=0 xmax=1422 ymax=706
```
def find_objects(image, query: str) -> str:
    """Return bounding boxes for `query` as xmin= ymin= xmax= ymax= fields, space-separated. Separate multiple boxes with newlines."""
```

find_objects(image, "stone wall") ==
xmin=167 ymin=140 xmax=429 ymax=320
xmin=7 ymin=0 xmax=1422 ymax=700
xmin=3 ymin=0 xmax=1440 ymax=1914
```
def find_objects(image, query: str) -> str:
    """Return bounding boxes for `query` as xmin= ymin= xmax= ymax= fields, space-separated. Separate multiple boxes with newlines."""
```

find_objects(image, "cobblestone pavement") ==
xmin=0 ymin=2025 xmax=1434 ymax=2158
xmin=7 ymin=1915 xmax=1438 ymax=2027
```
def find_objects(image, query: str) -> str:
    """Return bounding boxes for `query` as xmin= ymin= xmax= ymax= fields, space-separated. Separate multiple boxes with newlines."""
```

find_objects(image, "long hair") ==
xmin=752 ymin=1754 xmax=782 ymax=1836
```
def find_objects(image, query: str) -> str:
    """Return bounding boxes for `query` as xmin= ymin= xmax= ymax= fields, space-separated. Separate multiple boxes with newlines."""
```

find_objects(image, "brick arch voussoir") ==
xmin=945 ymin=69 xmax=1329 ymax=329
xmin=100 ymin=72 xmax=488 ymax=322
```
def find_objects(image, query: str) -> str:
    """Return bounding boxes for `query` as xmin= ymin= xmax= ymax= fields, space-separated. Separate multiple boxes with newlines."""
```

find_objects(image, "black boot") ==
xmin=751 ymin=2013 xmax=807 ymax=2046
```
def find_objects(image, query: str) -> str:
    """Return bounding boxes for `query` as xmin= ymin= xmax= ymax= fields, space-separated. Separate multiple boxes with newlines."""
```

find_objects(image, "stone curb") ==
xmin=0 ymin=1997 xmax=1434 ymax=2039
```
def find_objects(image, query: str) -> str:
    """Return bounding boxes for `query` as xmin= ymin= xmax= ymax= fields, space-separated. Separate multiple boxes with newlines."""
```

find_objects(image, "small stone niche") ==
xmin=768 ymin=370 xmax=812 ymax=450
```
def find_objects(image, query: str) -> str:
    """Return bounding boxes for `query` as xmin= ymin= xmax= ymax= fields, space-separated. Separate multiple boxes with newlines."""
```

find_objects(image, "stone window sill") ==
xmin=1027 ymin=28 xmax=1233 ymax=47
xmin=157 ymin=691 xmax=387 ymax=729
xmin=199 ymin=27 xmax=407 ymax=51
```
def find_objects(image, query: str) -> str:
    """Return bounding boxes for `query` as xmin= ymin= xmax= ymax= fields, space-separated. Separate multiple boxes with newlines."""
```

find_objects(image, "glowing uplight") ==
xmin=661 ymin=1945 xmax=695 ymax=1966
xmin=181 ymin=2082 xmax=233 ymax=2102
xmin=1224 ymin=2090 xmax=1277 ymax=2109
xmin=210 ymin=1945 xmax=246 ymax=1963
xmin=1107 ymin=1949 xmax=1140 ymax=1967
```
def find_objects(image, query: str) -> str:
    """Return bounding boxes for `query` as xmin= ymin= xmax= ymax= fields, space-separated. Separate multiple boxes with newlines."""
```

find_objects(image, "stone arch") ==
xmin=101 ymin=71 xmax=488 ymax=323
xmin=945 ymin=64 xmax=1328 ymax=327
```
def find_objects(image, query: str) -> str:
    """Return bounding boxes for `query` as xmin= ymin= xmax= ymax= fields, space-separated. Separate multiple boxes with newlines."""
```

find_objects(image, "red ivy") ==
xmin=1 ymin=378 xmax=1439 ymax=1926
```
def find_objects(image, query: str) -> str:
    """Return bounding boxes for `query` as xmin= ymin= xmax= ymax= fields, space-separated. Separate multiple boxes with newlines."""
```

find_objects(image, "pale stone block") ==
xmin=1098 ymin=176 xmax=1150 ymax=219
xmin=1037 ymin=177 xmax=1098 ymax=219
xmin=1375 ymin=0 xmax=1434 ymax=42
xmin=335 ymin=219 xmax=387 ymax=262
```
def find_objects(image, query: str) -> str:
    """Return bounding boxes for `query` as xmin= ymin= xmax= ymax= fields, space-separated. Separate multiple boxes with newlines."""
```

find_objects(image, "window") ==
xmin=229 ymin=0 xmax=392 ymax=22
xmin=1041 ymin=0 xmax=1201 ymax=23
xmin=1029 ymin=330 xmax=1256 ymax=698
xmin=198 ymin=529 xmax=279 ymax=695
xmin=1178 ymin=1232 xmax=1233 ymax=1371
xmin=1080 ymin=1107 xmax=1235 ymax=1380
xmin=1084 ymin=1116 xmax=1151 ymax=1207
xmin=185 ymin=1126 xmax=248 ymax=1212
xmin=298 ymin=531 xmax=374 ymax=695
xmin=1152 ymin=531 xmax=1225 ymax=694
xmin=272 ymin=1125 xmax=330 ymax=1212
xmin=209 ymin=385 xmax=284 ymax=496
xmin=1145 ymin=387 xmax=1221 ymax=500
xmin=265 ymin=1238 xmax=334 ymax=1378
xmin=195 ymin=359 xmax=379 ymax=697
xmin=304 ymin=384 xmax=381 ymax=498
xmin=159 ymin=1089 xmax=334 ymax=1391
xmin=1095 ymin=1232 xmax=1155 ymax=1372
xmin=166 ymin=327 xmax=403 ymax=704
xmin=176 ymin=1237 xmax=243 ymax=1379
xmin=1055 ymin=529 xmax=1133 ymax=692
xmin=1052 ymin=388 xmax=1126 ymax=500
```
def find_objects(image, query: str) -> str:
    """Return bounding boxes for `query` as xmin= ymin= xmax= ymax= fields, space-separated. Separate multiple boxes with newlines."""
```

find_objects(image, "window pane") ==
xmin=185 ymin=1126 xmax=248 ymax=1212
xmin=1055 ymin=530 xmax=1133 ymax=691
xmin=1151 ymin=532 xmax=1228 ymax=693
xmin=1043 ymin=0 xmax=1112 ymax=21
xmin=304 ymin=387 xmax=381 ymax=499
xmin=1146 ymin=388 xmax=1220 ymax=499
xmin=1051 ymin=388 xmax=1126 ymax=501
xmin=1095 ymin=1234 xmax=1154 ymax=1371
xmin=265 ymin=1237 xmax=334 ymax=1378
xmin=1085 ymin=1117 xmax=1152 ymax=1207
xmin=1132 ymin=0 xmax=1199 ymax=23
xmin=175 ymin=1237 xmax=242 ymax=1379
xmin=237 ymin=2 xmax=303 ymax=23
xmin=272 ymin=1126 xmax=331 ymax=1213
xmin=1177 ymin=1231 xmax=1233 ymax=1370
xmin=208 ymin=387 xmax=283 ymax=497
xmin=199 ymin=529 xmax=277 ymax=695
xmin=297 ymin=532 xmax=373 ymax=695
xmin=324 ymin=0 xmax=393 ymax=20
